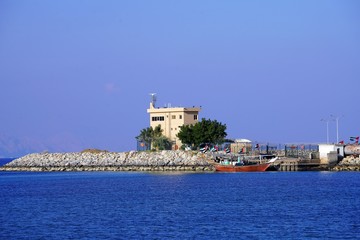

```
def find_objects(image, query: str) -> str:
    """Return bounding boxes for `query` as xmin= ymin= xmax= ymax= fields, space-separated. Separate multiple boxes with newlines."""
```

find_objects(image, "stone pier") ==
xmin=0 ymin=150 xmax=216 ymax=172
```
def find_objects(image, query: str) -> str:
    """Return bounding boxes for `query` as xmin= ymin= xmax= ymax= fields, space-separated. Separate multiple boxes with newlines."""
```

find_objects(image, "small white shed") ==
xmin=318 ymin=144 xmax=344 ymax=164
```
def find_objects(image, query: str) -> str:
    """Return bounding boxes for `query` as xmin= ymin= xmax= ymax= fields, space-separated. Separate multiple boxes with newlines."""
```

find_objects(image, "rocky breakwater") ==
xmin=0 ymin=151 xmax=215 ymax=172
xmin=332 ymin=156 xmax=360 ymax=171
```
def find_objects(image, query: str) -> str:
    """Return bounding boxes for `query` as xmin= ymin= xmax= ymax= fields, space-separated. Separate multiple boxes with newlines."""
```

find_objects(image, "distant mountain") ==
xmin=0 ymin=133 xmax=84 ymax=158
xmin=0 ymin=134 xmax=44 ymax=157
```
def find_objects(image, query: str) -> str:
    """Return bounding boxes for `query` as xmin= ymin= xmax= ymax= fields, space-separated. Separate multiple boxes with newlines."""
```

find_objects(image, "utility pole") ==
xmin=331 ymin=115 xmax=343 ymax=144
xmin=321 ymin=118 xmax=330 ymax=144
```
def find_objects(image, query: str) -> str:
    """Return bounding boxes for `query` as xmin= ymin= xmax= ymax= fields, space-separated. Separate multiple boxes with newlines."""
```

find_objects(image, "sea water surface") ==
xmin=0 ymin=171 xmax=359 ymax=239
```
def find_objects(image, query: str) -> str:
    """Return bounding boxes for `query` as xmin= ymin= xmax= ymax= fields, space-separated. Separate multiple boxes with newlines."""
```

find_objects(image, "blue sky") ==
xmin=0 ymin=0 xmax=359 ymax=156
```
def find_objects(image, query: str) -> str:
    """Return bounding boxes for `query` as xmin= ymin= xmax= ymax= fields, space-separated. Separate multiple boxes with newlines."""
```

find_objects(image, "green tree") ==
xmin=153 ymin=125 xmax=163 ymax=139
xmin=177 ymin=118 xmax=227 ymax=147
xmin=136 ymin=127 xmax=154 ymax=150
xmin=176 ymin=124 xmax=193 ymax=146
xmin=152 ymin=135 xmax=172 ymax=150
xmin=136 ymin=125 xmax=172 ymax=150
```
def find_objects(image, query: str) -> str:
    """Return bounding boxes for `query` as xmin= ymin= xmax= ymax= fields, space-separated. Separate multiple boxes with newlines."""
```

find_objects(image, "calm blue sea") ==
xmin=0 ymin=171 xmax=359 ymax=239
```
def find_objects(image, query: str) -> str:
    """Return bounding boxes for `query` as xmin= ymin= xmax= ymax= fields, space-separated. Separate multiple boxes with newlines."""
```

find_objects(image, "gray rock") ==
xmin=1 ymin=150 xmax=215 ymax=172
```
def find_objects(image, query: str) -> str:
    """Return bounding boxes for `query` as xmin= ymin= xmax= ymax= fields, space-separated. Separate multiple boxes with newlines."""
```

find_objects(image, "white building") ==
xmin=318 ymin=144 xmax=344 ymax=164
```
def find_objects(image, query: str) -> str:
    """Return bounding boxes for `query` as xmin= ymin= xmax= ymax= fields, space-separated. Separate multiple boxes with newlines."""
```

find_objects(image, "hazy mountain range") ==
xmin=0 ymin=133 xmax=84 ymax=158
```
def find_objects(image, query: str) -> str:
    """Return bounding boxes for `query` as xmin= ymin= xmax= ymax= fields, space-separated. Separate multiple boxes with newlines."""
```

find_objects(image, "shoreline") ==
xmin=0 ymin=150 xmax=359 ymax=172
xmin=0 ymin=165 xmax=214 ymax=172
xmin=0 ymin=150 xmax=215 ymax=172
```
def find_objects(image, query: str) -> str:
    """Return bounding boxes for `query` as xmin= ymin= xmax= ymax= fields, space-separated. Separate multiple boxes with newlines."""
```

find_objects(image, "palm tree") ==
xmin=152 ymin=135 xmax=172 ymax=150
xmin=136 ymin=127 xmax=154 ymax=150
xmin=153 ymin=125 xmax=163 ymax=139
xmin=136 ymin=125 xmax=172 ymax=150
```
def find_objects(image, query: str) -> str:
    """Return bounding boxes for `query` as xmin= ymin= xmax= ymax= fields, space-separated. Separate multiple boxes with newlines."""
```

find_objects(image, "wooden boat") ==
xmin=214 ymin=162 xmax=271 ymax=172
xmin=214 ymin=157 xmax=278 ymax=172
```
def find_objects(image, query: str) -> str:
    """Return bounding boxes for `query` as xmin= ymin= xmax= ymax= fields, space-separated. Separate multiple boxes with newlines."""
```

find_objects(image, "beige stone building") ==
xmin=147 ymin=95 xmax=201 ymax=149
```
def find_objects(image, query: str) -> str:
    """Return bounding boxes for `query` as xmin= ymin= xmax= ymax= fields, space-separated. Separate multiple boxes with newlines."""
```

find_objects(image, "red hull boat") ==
xmin=214 ymin=162 xmax=271 ymax=172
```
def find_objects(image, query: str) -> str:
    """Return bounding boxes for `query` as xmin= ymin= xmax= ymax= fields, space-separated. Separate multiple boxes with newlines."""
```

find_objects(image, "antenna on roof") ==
xmin=150 ymin=93 xmax=157 ymax=108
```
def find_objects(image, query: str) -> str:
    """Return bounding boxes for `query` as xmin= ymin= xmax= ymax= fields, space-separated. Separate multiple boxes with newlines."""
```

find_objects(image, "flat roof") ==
xmin=147 ymin=107 xmax=201 ymax=113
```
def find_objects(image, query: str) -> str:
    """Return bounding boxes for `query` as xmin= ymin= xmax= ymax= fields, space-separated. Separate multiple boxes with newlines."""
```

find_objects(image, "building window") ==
xmin=152 ymin=116 xmax=165 ymax=121
xmin=179 ymin=115 xmax=182 ymax=119
xmin=172 ymin=115 xmax=176 ymax=119
xmin=194 ymin=115 xmax=198 ymax=120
